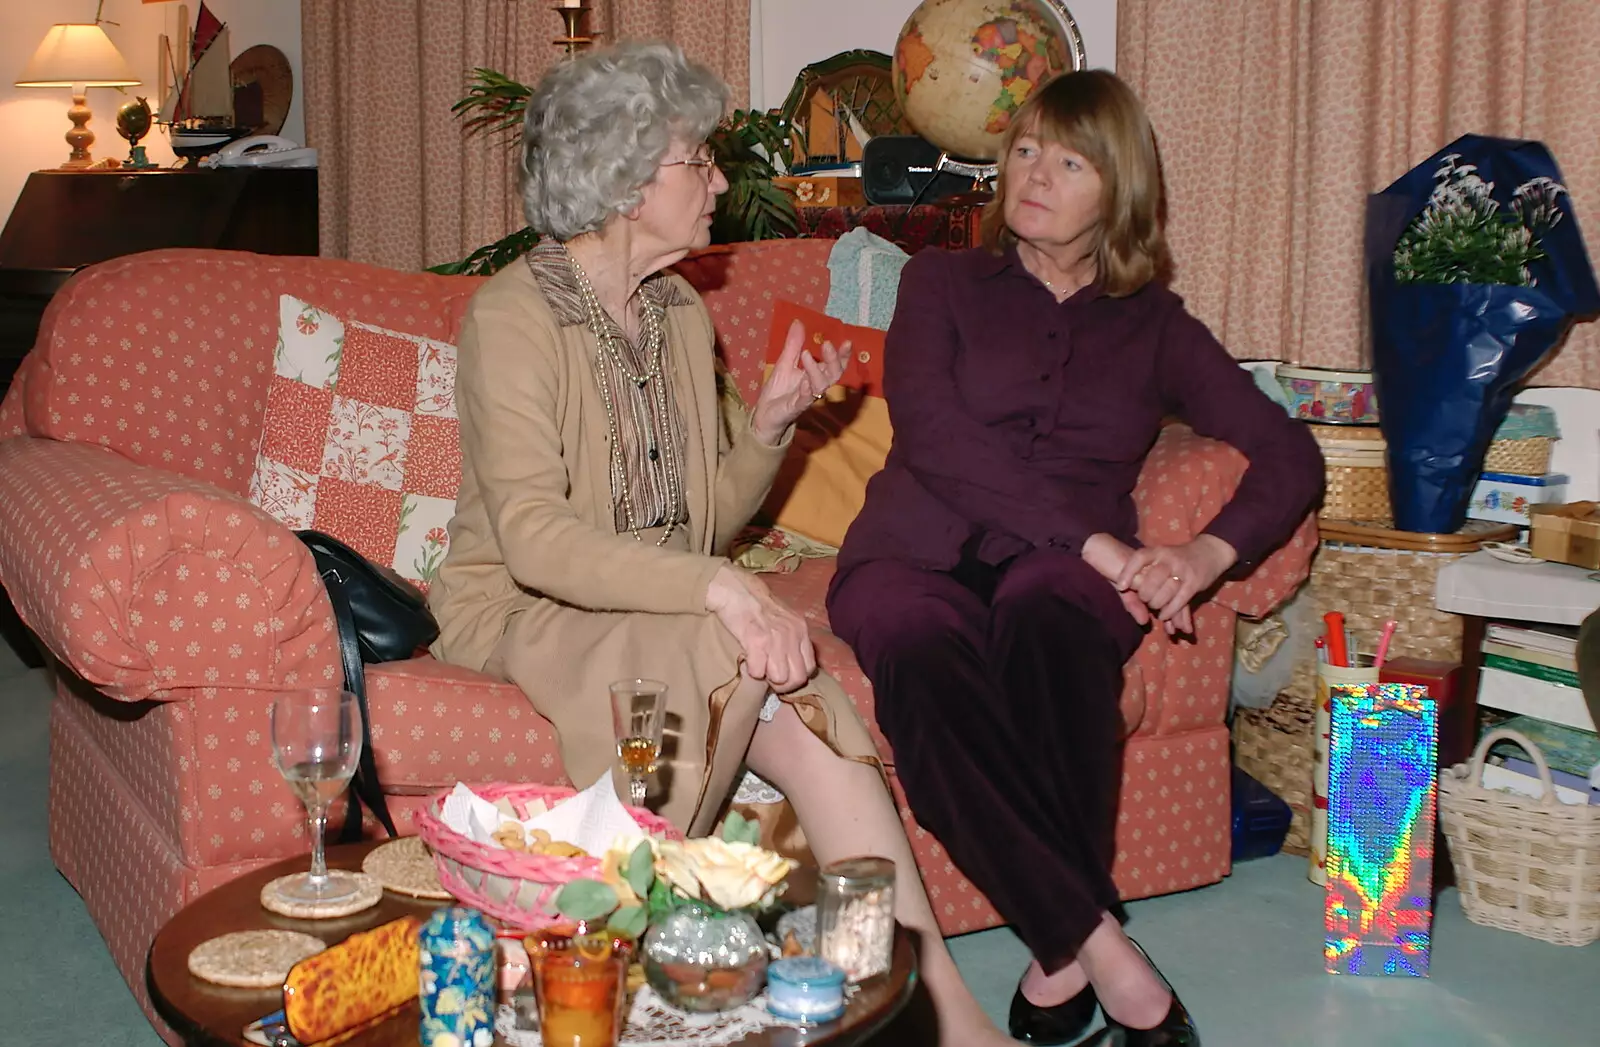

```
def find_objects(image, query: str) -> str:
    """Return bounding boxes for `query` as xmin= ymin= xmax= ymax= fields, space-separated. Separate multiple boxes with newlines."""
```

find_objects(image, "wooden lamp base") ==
xmin=60 ymin=87 xmax=96 ymax=170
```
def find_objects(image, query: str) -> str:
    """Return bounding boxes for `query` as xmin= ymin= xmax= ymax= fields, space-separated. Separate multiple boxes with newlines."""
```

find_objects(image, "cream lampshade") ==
xmin=15 ymin=24 xmax=140 ymax=170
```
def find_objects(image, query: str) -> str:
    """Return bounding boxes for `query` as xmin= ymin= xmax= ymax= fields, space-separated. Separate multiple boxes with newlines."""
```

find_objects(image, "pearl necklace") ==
xmin=568 ymin=253 xmax=668 ymax=389
xmin=564 ymin=249 xmax=683 ymax=546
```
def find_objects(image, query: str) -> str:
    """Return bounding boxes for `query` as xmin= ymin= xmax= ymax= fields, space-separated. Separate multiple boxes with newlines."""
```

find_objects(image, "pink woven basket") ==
xmin=414 ymin=782 xmax=681 ymax=931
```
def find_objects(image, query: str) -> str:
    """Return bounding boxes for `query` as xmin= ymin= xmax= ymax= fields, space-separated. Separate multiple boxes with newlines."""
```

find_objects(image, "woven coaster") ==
xmin=362 ymin=836 xmax=451 ymax=900
xmin=260 ymin=870 xmax=383 ymax=919
xmin=187 ymin=930 xmax=326 ymax=988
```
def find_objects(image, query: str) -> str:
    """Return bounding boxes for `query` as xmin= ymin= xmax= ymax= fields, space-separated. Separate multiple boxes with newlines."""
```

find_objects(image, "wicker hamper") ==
xmin=1239 ymin=521 xmax=1514 ymax=855
xmin=1439 ymin=728 xmax=1600 ymax=946
xmin=1283 ymin=520 xmax=1514 ymax=703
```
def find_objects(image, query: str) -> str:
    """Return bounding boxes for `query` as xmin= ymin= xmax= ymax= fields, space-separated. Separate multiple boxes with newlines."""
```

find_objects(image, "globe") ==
xmin=892 ymin=0 xmax=1080 ymax=162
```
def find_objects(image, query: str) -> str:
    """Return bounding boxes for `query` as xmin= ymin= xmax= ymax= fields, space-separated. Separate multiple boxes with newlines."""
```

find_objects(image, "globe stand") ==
xmin=934 ymin=152 xmax=997 ymax=202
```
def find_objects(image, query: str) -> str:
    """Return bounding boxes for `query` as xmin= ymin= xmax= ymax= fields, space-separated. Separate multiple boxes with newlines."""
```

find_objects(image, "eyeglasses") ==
xmin=660 ymin=150 xmax=717 ymax=178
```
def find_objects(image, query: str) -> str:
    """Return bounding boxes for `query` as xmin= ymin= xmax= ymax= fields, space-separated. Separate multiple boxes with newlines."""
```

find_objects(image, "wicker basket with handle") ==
xmin=414 ymin=782 xmax=682 ymax=931
xmin=1438 ymin=728 xmax=1600 ymax=946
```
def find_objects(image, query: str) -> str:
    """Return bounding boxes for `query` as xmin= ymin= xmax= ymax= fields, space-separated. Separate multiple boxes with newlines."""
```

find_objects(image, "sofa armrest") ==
xmin=1134 ymin=424 xmax=1316 ymax=619
xmin=0 ymin=437 xmax=338 ymax=700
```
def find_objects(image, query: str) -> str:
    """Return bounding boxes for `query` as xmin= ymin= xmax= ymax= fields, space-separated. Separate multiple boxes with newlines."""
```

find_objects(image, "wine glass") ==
xmin=269 ymin=689 xmax=362 ymax=903
xmin=610 ymin=679 xmax=667 ymax=809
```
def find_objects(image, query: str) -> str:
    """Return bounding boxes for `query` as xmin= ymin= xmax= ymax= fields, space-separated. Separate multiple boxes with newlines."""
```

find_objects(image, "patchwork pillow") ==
xmin=248 ymin=295 xmax=460 ymax=593
xmin=759 ymin=302 xmax=893 ymax=548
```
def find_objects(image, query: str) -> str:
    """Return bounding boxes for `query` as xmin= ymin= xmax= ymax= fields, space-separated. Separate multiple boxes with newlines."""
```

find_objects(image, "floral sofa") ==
xmin=0 ymin=239 xmax=1315 ymax=1038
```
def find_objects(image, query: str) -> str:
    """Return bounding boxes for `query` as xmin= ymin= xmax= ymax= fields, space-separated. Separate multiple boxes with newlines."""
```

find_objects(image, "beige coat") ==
xmin=429 ymin=259 xmax=877 ymax=835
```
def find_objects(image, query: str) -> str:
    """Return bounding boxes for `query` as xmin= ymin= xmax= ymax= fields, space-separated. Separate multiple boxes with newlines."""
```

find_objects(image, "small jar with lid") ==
xmin=816 ymin=856 xmax=895 ymax=982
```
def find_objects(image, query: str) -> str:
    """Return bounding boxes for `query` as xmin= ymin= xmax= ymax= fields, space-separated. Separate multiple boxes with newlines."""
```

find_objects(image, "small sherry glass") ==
xmin=610 ymin=679 xmax=667 ymax=809
xmin=269 ymin=689 xmax=362 ymax=903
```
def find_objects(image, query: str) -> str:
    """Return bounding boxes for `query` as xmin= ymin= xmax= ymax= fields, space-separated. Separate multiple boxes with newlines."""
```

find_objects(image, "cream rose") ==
xmin=656 ymin=838 xmax=795 ymax=911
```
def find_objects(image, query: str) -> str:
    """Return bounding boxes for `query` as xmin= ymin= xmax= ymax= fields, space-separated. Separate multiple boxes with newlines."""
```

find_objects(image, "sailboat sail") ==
xmin=161 ymin=2 xmax=233 ymax=126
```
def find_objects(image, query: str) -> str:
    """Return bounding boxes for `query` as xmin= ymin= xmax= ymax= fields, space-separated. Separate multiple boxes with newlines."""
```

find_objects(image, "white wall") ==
xmin=750 ymin=0 xmax=1118 ymax=111
xmin=0 ymin=0 xmax=302 ymax=225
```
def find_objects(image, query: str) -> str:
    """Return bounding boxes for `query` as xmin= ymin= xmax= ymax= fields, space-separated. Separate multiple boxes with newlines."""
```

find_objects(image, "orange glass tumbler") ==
xmin=534 ymin=936 xmax=625 ymax=1047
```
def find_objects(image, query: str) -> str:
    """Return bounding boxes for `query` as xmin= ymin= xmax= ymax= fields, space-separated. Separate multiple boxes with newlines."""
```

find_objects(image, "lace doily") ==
xmin=496 ymin=983 xmax=819 ymax=1046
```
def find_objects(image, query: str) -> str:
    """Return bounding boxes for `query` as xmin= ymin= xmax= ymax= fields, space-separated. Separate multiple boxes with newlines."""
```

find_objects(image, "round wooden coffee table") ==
xmin=147 ymin=841 xmax=916 ymax=1047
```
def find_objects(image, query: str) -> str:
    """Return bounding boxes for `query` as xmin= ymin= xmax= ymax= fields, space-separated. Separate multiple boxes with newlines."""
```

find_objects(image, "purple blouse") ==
xmin=833 ymin=244 xmax=1322 ymax=587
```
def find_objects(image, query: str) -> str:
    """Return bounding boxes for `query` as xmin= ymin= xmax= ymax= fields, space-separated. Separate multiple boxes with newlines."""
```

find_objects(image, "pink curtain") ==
xmin=1118 ymin=0 xmax=1600 ymax=387
xmin=301 ymin=0 xmax=750 ymax=272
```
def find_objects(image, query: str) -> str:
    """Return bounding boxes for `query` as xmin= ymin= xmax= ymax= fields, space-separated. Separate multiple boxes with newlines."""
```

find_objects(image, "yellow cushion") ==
xmin=765 ymin=394 xmax=893 ymax=548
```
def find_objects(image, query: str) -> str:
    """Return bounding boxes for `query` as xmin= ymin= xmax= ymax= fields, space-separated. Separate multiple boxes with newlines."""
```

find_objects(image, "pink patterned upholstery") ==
xmin=0 ymin=244 xmax=1313 ymax=1038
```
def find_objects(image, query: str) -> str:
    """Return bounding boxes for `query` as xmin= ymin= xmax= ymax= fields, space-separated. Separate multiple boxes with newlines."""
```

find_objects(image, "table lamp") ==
xmin=15 ymin=23 xmax=140 ymax=170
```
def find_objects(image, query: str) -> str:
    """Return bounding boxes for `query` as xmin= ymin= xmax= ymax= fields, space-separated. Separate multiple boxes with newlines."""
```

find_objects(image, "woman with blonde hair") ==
xmin=828 ymin=70 xmax=1322 ymax=1046
xmin=429 ymin=40 xmax=1022 ymax=1046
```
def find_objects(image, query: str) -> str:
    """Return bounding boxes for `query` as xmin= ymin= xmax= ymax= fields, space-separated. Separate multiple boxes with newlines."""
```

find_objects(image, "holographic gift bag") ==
xmin=1366 ymin=134 xmax=1600 ymax=533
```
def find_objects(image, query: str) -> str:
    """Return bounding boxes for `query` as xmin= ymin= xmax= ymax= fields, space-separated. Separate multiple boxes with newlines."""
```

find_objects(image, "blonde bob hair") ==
xmin=980 ymin=70 xmax=1171 ymax=297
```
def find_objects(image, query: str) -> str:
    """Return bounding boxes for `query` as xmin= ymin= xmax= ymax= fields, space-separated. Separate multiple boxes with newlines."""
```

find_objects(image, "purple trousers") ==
xmin=828 ymin=547 xmax=1140 ymax=970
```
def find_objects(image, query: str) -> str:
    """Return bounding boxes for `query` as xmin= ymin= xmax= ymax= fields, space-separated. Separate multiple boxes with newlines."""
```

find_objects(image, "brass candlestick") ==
xmin=554 ymin=4 xmax=594 ymax=57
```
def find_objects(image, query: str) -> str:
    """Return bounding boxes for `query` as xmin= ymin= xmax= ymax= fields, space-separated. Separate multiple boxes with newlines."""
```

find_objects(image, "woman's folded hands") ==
xmin=704 ymin=563 xmax=817 ymax=692
xmin=1082 ymin=532 xmax=1237 ymax=637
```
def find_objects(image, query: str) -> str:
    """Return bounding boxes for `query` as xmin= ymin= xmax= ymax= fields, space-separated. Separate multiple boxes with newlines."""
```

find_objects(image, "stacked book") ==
xmin=1478 ymin=623 xmax=1599 ymax=804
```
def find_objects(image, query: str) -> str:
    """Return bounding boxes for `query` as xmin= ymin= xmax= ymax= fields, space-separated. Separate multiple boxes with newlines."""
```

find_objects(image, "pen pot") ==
xmin=1310 ymin=655 xmax=1378 ymax=885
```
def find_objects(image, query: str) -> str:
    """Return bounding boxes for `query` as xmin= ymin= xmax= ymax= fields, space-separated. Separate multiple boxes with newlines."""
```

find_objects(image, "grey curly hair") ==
xmin=520 ymin=42 xmax=729 ymax=241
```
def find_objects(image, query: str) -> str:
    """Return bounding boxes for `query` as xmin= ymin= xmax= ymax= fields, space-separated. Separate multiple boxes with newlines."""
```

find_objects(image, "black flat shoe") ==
xmin=1008 ymin=977 xmax=1100 ymax=1046
xmin=1090 ymin=941 xmax=1200 ymax=1046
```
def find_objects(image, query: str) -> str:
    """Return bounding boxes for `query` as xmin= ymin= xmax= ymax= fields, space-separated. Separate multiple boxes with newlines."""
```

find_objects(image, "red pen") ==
xmin=1323 ymin=612 xmax=1349 ymax=667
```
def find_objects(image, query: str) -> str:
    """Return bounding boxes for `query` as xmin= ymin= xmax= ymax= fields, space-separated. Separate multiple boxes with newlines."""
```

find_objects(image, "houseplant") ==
xmin=1367 ymin=134 xmax=1600 ymax=533
xmin=429 ymin=69 xmax=798 ymax=277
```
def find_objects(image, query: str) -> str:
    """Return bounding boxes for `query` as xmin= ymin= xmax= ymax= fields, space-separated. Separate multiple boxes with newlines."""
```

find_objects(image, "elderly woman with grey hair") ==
xmin=428 ymin=41 xmax=1016 ymax=1046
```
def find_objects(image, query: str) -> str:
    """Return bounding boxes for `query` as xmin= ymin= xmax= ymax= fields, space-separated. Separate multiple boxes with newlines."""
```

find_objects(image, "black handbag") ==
xmin=296 ymin=530 xmax=441 ymax=842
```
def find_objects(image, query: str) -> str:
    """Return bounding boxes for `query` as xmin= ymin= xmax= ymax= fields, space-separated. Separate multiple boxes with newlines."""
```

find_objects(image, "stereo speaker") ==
xmin=861 ymin=135 xmax=982 ymax=206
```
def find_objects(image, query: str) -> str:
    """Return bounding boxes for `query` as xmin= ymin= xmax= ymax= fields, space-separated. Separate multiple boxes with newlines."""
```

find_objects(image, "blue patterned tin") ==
xmin=419 ymin=906 xmax=497 ymax=1047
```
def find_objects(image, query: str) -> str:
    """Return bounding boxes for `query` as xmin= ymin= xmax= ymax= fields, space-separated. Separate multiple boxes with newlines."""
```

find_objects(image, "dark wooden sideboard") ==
xmin=0 ymin=167 xmax=319 ymax=667
xmin=0 ymin=166 xmax=319 ymax=399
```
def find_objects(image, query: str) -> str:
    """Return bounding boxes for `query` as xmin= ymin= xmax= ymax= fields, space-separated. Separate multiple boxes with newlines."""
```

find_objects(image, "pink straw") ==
xmin=1374 ymin=619 xmax=1398 ymax=669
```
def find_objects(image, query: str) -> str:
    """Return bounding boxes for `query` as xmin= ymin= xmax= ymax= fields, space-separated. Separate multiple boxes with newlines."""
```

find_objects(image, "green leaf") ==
xmin=721 ymin=810 xmax=761 ymax=846
xmin=647 ymin=875 xmax=676 ymax=924
xmin=609 ymin=904 xmax=648 ymax=940
xmin=625 ymin=840 xmax=655 ymax=900
xmin=554 ymin=879 xmax=619 ymax=923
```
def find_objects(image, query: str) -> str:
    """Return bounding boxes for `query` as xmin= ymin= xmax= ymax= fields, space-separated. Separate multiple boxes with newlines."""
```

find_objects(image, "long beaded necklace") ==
xmin=565 ymin=249 xmax=684 ymax=545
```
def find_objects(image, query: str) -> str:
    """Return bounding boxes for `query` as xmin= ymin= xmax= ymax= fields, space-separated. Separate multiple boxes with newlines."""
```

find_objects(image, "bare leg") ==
xmin=747 ymin=701 xmax=1016 ymax=1047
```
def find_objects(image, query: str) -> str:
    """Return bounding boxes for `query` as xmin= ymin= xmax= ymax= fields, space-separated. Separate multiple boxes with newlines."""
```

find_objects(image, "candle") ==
xmin=766 ymin=957 xmax=846 ymax=1024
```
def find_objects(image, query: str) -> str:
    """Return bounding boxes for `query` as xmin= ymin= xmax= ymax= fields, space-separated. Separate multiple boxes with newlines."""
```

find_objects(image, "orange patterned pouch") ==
xmin=283 ymin=916 xmax=422 ymax=1046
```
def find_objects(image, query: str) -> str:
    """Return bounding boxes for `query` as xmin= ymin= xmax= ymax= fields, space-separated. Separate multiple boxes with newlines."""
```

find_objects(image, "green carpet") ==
xmin=3 ymin=640 xmax=1594 ymax=1046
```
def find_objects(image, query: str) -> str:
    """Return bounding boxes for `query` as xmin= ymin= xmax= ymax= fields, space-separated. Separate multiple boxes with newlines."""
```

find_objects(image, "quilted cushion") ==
xmin=248 ymin=295 xmax=460 ymax=591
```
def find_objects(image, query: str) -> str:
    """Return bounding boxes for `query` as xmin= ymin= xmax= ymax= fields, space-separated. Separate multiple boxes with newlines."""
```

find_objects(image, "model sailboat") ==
xmin=157 ymin=2 xmax=249 ymax=159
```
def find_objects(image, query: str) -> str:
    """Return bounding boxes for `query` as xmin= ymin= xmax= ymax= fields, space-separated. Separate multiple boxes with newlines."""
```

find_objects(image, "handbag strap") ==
xmin=322 ymin=569 xmax=399 ymax=842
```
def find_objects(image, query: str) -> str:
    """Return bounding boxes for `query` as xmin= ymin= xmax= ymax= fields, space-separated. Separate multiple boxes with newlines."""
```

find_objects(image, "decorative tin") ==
xmin=419 ymin=906 xmax=497 ymax=1047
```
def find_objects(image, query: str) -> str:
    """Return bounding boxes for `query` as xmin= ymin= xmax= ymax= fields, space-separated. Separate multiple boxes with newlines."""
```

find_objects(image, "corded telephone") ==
xmin=202 ymin=135 xmax=318 ymax=168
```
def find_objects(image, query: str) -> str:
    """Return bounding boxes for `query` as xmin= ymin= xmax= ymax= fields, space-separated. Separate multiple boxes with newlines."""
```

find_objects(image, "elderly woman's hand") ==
xmin=750 ymin=319 xmax=847 ymax=446
xmin=1115 ymin=535 xmax=1238 ymax=636
xmin=704 ymin=564 xmax=817 ymax=693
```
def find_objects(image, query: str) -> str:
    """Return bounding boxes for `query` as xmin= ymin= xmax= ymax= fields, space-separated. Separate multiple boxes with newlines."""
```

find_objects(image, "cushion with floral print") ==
xmin=247 ymin=294 xmax=459 ymax=593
